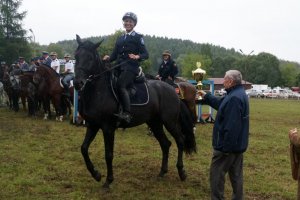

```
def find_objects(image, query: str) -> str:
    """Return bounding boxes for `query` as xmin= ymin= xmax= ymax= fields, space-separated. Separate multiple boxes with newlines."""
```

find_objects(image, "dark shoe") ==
xmin=114 ymin=112 xmax=132 ymax=123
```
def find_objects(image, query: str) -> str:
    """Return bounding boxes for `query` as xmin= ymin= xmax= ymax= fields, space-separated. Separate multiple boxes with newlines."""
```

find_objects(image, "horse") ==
xmin=145 ymin=74 xmax=197 ymax=125
xmin=2 ymin=66 xmax=17 ymax=111
xmin=33 ymin=64 xmax=73 ymax=121
xmin=19 ymin=71 xmax=38 ymax=116
xmin=73 ymin=35 xmax=197 ymax=188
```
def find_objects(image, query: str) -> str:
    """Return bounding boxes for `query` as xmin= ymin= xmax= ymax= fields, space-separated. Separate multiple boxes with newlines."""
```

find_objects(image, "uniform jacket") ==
xmin=158 ymin=59 xmax=178 ymax=81
xmin=203 ymin=84 xmax=249 ymax=153
xmin=109 ymin=31 xmax=148 ymax=74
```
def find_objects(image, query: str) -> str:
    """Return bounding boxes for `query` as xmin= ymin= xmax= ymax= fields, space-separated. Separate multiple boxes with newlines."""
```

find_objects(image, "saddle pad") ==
xmin=111 ymin=81 xmax=149 ymax=106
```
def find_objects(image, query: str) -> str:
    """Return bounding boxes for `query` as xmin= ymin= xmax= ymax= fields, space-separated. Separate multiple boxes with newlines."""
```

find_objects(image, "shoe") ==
xmin=114 ymin=112 xmax=132 ymax=123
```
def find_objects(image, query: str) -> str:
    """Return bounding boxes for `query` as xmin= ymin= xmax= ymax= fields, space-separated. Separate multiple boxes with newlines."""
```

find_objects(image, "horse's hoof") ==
xmin=102 ymin=182 xmax=110 ymax=189
xmin=93 ymin=170 xmax=101 ymax=182
xmin=179 ymin=170 xmax=187 ymax=181
xmin=158 ymin=169 xmax=168 ymax=178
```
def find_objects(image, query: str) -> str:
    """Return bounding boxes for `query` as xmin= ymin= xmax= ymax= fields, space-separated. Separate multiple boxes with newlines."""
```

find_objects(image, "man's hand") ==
xmin=198 ymin=90 xmax=207 ymax=97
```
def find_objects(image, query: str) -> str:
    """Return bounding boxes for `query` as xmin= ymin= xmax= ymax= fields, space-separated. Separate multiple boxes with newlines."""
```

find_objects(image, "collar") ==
xmin=125 ymin=30 xmax=135 ymax=36
xmin=225 ymin=84 xmax=242 ymax=93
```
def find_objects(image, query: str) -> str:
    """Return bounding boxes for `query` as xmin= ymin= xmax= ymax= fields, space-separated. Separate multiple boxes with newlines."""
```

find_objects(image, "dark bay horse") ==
xmin=19 ymin=71 xmax=38 ymax=116
xmin=33 ymin=65 xmax=72 ymax=121
xmin=74 ymin=35 xmax=196 ymax=188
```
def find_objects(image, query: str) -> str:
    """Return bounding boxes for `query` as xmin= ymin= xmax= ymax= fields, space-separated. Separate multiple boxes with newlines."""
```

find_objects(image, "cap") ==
xmin=64 ymin=54 xmax=71 ymax=58
xmin=42 ymin=51 xmax=49 ymax=55
xmin=19 ymin=56 xmax=25 ymax=59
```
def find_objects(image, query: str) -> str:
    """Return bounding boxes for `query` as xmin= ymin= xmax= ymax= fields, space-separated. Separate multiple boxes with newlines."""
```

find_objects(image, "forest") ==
xmin=1 ymin=0 xmax=300 ymax=87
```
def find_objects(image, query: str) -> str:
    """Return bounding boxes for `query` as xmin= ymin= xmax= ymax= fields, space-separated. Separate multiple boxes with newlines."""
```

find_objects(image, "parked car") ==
xmin=215 ymin=89 xmax=226 ymax=96
xmin=246 ymin=89 xmax=263 ymax=98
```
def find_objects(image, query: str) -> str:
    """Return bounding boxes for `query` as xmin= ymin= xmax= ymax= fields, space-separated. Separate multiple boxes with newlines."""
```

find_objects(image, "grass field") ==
xmin=0 ymin=98 xmax=300 ymax=199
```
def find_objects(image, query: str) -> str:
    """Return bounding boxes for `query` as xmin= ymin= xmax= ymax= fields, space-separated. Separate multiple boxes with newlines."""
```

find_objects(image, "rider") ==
xmin=50 ymin=52 xmax=60 ymax=74
xmin=61 ymin=54 xmax=74 ymax=96
xmin=156 ymin=50 xmax=178 ymax=86
xmin=103 ymin=12 xmax=149 ymax=124
xmin=18 ymin=57 xmax=29 ymax=71
xmin=41 ymin=51 xmax=52 ymax=67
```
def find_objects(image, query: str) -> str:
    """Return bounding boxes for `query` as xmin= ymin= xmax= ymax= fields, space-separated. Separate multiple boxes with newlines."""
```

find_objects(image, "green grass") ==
xmin=0 ymin=98 xmax=299 ymax=199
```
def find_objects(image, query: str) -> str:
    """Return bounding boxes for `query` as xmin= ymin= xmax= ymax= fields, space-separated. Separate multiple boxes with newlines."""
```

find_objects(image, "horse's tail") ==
xmin=179 ymin=100 xmax=197 ymax=154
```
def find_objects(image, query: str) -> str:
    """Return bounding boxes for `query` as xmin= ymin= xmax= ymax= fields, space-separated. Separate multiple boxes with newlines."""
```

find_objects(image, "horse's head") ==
xmin=33 ymin=66 xmax=45 ymax=85
xmin=74 ymin=35 xmax=103 ymax=91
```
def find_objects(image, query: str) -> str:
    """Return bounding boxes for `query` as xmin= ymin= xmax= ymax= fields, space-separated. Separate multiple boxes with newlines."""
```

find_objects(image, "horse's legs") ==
xmin=21 ymin=95 xmax=26 ymax=111
xmin=81 ymin=126 xmax=101 ymax=182
xmin=147 ymin=121 xmax=171 ymax=177
xmin=52 ymin=95 xmax=63 ymax=121
xmin=42 ymin=98 xmax=51 ymax=119
xmin=102 ymin=126 xmax=116 ymax=188
xmin=164 ymin=122 xmax=187 ymax=181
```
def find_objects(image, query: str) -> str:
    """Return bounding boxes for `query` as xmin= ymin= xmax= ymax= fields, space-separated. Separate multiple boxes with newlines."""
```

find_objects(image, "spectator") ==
xmin=199 ymin=70 xmax=249 ymax=200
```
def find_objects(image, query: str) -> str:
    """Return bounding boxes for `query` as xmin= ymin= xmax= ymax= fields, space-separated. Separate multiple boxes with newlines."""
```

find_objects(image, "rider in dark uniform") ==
xmin=156 ymin=50 xmax=178 ymax=86
xmin=103 ymin=12 xmax=149 ymax=123
xmin=41 ymin=51 xmax=52 ymax=67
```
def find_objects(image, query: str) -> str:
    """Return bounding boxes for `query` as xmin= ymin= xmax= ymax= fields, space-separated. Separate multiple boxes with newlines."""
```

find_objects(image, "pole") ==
xmin=239 ymin=49 xmax=254 ymax=88
xmin=29 ymin=29 xmax=36 ymax=56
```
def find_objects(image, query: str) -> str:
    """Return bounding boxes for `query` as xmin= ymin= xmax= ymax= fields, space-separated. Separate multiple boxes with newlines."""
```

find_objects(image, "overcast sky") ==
xmin=20 ymin=0 xmax=300 ymax=63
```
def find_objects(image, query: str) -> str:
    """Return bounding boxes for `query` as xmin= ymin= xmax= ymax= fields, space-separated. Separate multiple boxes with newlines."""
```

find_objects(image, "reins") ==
xmin=80 ymin=60 xmax=128 ymax=91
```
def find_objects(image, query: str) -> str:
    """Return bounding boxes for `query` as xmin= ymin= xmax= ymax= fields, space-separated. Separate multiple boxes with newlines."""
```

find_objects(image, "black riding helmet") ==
xmin=122 ymin=12 xmax=138 ymax=25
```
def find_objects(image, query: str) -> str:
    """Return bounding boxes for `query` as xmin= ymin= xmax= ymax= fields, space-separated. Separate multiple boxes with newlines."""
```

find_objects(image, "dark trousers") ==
xmin=210 ymin=150 xmax=244 ymax=200
xmin=116 ymin=70 xmax=135 ymax=113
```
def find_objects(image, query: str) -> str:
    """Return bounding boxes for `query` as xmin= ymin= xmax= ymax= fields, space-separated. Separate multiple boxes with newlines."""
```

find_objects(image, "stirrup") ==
xmin=114 ymin=112 xmax=132 ymax=123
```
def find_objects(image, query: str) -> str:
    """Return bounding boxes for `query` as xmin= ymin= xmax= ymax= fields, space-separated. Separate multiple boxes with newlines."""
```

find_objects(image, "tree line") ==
xmin=1 ymin=0 xmax=300 ymax=87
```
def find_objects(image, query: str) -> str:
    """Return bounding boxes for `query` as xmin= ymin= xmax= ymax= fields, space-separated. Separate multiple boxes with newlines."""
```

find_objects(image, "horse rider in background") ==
xmin=41 ymin=51 xmax=52 ymax=67
xmin=50 ymin=52 xmax=60 ymax=74
xmin=61 ymin=54 xmax=74 ymax=97
xmin=28 ymin=57 xmax=39 ymax=71
xmin=156 ymin=50 xmax=178 ymax=87
xmin=18 ymin=57 xmax=29 ymax=71
xmin=103 ymin=12 xmax=149 ymax=124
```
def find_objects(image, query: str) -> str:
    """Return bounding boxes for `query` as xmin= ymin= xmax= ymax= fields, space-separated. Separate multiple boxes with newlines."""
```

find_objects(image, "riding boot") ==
xmin=115 ymin=88 xmax=132 ymax=123
xmin=63 ymin=84 xmax=70 ymax=97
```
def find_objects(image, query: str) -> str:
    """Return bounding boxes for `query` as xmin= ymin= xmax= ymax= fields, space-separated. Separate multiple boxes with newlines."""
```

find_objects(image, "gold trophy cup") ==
xmin=192 ymin=62 xmax=206 ymax=99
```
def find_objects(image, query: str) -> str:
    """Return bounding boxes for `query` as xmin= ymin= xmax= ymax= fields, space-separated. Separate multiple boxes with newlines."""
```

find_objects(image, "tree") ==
xmin=0 ymin=0 xmax=31 ymax=64
xmin=280 ymin=62 xmax=300 ymax=87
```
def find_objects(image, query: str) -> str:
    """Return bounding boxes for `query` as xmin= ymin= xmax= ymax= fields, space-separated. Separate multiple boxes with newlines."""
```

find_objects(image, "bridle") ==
xmin=75 ymin=45 xmax=128 ymax=91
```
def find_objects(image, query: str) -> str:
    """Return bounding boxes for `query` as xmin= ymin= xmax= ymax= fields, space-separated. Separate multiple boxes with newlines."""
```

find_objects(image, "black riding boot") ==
xmin=63 ymin=84 xmax=70 ymax=97
xmin=115 ymin=88 xmax=132 ymax=123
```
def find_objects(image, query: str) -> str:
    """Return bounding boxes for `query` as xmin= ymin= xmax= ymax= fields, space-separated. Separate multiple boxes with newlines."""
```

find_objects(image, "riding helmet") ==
xmin=122 ymin=12 xmax=138 ymax=25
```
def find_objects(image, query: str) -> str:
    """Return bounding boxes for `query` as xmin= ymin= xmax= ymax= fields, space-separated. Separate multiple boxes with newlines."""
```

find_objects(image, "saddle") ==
xmin=111 ymin=68 xmax=149 ymax=106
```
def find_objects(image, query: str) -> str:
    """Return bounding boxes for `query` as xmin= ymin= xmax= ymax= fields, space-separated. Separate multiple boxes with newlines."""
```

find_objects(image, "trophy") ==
xmin=192 ymin=62 xmax=206 ymax=99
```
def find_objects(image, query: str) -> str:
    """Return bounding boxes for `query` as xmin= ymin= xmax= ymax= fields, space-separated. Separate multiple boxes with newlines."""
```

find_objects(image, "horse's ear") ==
xmin=76 ymin=34 xmax=82 ymax=45
xmin=94 ymin=39 xmax=104 ymax=49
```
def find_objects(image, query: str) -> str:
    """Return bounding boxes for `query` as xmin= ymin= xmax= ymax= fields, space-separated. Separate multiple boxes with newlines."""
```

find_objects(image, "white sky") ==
xmin=20 ymin=0 xmax=300 ymax=63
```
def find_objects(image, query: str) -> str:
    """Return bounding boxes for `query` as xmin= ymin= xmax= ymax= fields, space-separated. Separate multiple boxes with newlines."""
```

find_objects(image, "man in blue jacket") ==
xmin=199 ymin=70 xmax=249 ymax=200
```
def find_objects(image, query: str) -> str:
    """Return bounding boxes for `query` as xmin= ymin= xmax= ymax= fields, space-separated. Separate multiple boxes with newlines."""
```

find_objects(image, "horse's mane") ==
xmin=37 ymin=64 xmax=60 ymax=78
